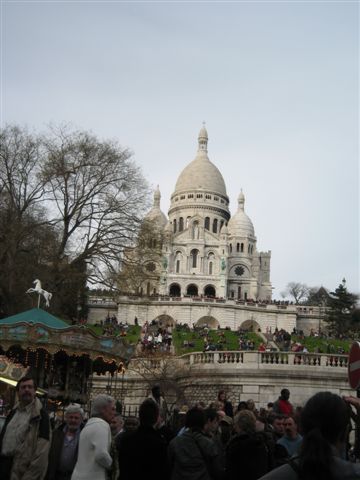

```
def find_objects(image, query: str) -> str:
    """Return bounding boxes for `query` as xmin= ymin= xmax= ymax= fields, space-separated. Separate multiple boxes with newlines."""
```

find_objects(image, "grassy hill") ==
xmin=173 ymin=328 xmax=262 ymax=355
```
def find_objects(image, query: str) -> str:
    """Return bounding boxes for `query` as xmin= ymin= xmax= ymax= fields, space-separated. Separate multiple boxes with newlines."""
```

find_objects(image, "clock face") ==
xmin=235 ymin=266 xmax=245 ymax=276
xmin=146 ymin=262 xmax=156 ymax=272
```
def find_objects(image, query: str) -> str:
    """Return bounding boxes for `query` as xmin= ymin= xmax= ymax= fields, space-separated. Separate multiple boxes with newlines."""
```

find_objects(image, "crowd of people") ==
xmin=93 ymin=315 xmax=131 ymax=337
xmin=139 ymin=321 xmax=173 ymax=353
xmin=1 ymin=377 xmax=360 ymax=480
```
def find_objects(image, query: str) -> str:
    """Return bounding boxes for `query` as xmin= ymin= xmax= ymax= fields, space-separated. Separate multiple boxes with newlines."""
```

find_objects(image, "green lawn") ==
xmin=87 ymin=324 xmax=141 ymax=344
xmin=291 ymin=335 xmax=351 ymax=353
xmin=173 ymin=328 xmax=262 ymax=355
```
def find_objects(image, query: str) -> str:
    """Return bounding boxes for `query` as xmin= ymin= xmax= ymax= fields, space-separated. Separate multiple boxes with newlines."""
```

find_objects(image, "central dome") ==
xmin=174 ymin=127 xmax=228 ymax=198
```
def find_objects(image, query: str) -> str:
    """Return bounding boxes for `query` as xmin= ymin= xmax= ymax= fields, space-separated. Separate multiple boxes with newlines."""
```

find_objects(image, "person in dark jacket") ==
xmin=226 ymin=410 xmax=269 ymax=480
xmin=117 ymin=399 xmax=169 ymax=480
xmin=217 ymin=391 xmax=233 ymax=418
xmin=47 ymin=404 xmax=84 ymax=480
xmin=168 ymin=407 xmax=224 ymax=480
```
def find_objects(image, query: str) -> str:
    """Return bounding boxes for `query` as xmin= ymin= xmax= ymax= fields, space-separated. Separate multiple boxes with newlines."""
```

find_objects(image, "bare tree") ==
xmin=0 ymin=126 xmax=56 ymax=315
xmin=117 ymin=218 xmax=164 ymax=295
xmin=281 ymin=282 xmax=310 ymax=304
xmin=0 ymin=124 xmax=149 ymax=318
xmin=42 ymin=126 xmax=149 ymax=278
xmin=128 ymin=352 xmax=192 ymax=413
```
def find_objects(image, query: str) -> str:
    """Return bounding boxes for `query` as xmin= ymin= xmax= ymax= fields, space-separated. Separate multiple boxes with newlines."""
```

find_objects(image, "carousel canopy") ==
xmin=0 ymin=308 xmax=69 ymax=329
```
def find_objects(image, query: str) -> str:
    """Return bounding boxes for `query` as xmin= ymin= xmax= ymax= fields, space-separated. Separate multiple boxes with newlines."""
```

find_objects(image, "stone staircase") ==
xmin=259 ymin=332 xmax=279 ymax=351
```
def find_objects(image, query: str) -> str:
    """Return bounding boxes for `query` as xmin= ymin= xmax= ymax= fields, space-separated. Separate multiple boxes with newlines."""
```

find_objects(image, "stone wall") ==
xmin=91 ymin=351 xmax=354 ymax=414
xmin=87 ymin=298 xmax=326 ymax=335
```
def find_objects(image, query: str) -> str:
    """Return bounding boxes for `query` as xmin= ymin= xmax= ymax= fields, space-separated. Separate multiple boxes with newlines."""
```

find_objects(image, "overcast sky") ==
xmin=1 ymin=1 xmax=359 ymax=298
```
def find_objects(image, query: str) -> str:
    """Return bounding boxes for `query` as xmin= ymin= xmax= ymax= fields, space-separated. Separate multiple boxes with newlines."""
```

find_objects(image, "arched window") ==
xmin=152 ymin=239 xmax=157 ymax=248
xmin=205 ymin=217 xmax=210 ymax=230
xmin=190 ymin=249 xmax=199 ymax=268
xmin=186 ymin=216 xmax=191 ymax=228
xmin=187 ymin=284 xmax=198 ymax=296
xmin=175 ymin=251 xmax=182 ymax=273
xmin=173 ymin=219 xmax=177 ymax=233
xmin=248 ymin=244 xmax=250 ymax=253
xmin=220 ymin=220 xmax=224 ymax=231
xmin=179 ymin=217 xmax=184 ymax=231
xmin=240 ymin=243 xmax=244 ymax=252
xmin=236 ymin=243 xmax=240 ymax=252
xmin=230 ymin=244 xmax=232 ymax=253
xmin=209 ymin=261 xmax=213 ymax=275
xmin=170 ymin=283 xmax=181 ymax=297
xmin=204 ymin=285 xmax=216 ymax=297
xmin=213 ymin=218 xmax=218 ymax=233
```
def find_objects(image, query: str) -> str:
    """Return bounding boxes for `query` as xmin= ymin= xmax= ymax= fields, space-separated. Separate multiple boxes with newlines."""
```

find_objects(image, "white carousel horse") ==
xmin=26 ymin=279 xmax=53 ymax=307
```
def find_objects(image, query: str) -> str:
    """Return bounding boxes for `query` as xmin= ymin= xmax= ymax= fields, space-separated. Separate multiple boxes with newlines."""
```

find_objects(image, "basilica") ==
xmin=123 ymin=126 xmax=272 ymax=302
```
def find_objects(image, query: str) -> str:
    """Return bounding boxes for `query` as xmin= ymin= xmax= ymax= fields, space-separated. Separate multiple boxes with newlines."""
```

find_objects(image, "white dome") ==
xmin=144 ymin=187 xmax=167 ymax=228
xmin=145 ymin=208 xmax=167 ymax=228
xmin=173 ymin=127 xmax=227 ymax=198
xmin=228 ymin=191 xmax=255 ymax=237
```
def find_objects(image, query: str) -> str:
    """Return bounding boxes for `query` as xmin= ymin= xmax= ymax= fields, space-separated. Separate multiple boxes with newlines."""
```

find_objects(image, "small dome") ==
xmin=228 ymin=191 xmax=255 ymax=237
xmin=144 ymin=187 xmax=167 ymax=228
xmin=174 ymin=126 xmax=227 ymax=197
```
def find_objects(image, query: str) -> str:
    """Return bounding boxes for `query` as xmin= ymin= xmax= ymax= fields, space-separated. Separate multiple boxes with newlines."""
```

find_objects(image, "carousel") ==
xmin=0 ymin=281 xmax=133 ymax=406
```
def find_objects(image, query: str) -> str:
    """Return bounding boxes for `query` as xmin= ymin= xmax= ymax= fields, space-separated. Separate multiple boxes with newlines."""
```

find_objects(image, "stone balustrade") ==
xmin=93 ymin=350 xmax=352 ymax=414
xmin=116 ymin=294 xmax=297 ymax=311
xmin=179 ymin=351 xmax=348 ymax=369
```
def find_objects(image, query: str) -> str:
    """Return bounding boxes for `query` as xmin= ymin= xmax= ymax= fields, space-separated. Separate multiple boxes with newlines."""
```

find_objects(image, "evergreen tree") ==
xmin=325 ymin=279 xmax=359 ymax=336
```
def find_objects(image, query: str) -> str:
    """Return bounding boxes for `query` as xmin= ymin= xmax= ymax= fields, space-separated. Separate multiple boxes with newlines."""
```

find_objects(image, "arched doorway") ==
xmin=152 ymin=315 xmax=175 ymax=330
xmin=186 ymin=284 xmax=198 ymax=296
xmin=169 ymin=283 xmax=181 ymax=297
xmin=196 ymin=316 xmax=219 ymax=329
xmin=240 ymin=319 xmax=261 ymax=332
xmin=204 ymin=285 xmax=216 ymax=297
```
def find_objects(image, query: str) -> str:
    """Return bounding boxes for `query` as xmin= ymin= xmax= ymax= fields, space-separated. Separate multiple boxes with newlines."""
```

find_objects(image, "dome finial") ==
xmin=238 ymin=189 xmax=245 ymax=211
xmin=198 ymin=122 xmax=208 ymax=153
xmin=153 ymin=185 xmax=161 ymax=208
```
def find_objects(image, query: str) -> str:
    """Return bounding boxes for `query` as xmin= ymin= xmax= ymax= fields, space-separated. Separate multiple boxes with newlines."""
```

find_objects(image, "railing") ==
xmin=117 ymin=295 xmax=297 ymax=310
xmin=179 ymin=351 xmax=349 ymax=369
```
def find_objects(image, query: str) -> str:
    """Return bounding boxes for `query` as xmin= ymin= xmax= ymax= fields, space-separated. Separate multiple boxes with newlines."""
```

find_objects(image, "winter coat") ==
xmin=223 ymin=401 xmax=233 ymax=418
xmin=46 ymin=423 xmax=83 ymax=480
xmin=71 ymin=417 xmax=112 ymax=480
xmin=272 ymin=398 xmax=293 ymax=416
xmin=0 ymin=397 xmax=51 ymax=480
xmin=168 ymin=430 xmax=224 ymax=480
xmin=225 ymin=432 xmax=269 ymax=480
xmin=117 ymin=425 xmax=169 ymax=480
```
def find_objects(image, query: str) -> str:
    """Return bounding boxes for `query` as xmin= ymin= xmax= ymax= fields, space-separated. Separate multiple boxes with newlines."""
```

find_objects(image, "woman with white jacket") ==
xmin=71 ymin=394 xmax=115 ymax=480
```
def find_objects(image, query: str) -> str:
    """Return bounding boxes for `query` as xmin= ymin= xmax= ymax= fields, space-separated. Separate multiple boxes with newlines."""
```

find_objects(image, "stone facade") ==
xmin=115 ymin=296 xmax=298 ymax=331
xmin=119 ymin=126 xmax=272 ymax=303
